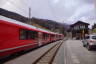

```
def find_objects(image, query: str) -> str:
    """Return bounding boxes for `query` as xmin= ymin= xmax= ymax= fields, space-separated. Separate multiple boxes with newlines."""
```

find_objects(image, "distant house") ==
xmin=92 ymin=23 xmax=96 ymax=33
xmin=70 ymin=21 xmax=89 ymax=39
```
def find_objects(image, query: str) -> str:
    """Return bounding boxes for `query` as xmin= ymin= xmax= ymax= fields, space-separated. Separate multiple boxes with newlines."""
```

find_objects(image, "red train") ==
xmin=0 ymin=16 xmax=63 ymax=58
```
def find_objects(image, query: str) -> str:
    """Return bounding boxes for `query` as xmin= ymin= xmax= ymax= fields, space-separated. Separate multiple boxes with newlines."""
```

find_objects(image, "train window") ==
xmin=20 ymin=29 xmax=28 ymax=40
xmin=43 ymin=33 xmax=46 ymax=40
xmin=51 ymin=35 xmax=54 ymax=38
xmin=43 ymin=33 xmax=49 ymax=40
xmin=29 ymin=31 xmax=38 ymax=39
xmin=20 ymin=29 xmax=38 ymax=40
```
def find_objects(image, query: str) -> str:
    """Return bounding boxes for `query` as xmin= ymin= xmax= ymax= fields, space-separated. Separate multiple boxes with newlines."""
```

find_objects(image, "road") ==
xmin=64 ymin=39 xmax=96 ymax=64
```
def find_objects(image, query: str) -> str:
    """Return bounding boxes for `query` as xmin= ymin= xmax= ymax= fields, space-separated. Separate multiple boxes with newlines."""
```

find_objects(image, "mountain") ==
xmin=31 ymin=17 xmax=70 ymax=33
xmin=0 ymin=8 xmax=28 ymax=22
xmin=0 ymin=8 xmax=70 ymax=34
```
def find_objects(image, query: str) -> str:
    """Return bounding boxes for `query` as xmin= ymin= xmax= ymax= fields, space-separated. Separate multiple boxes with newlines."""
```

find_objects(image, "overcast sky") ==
xmin=0 ymin=0 xmax=96 ymax=27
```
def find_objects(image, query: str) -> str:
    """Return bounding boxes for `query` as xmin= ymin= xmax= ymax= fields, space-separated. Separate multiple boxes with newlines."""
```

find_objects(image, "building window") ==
xmin=79 ymin=25 xmax=85 ymax=29
xmin=77 ymin=26 xmax=79 ymax=30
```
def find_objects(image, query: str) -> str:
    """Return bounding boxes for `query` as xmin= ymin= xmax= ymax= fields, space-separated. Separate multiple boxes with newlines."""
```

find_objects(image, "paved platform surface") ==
xmin=4 ymin=41 xmax=60 ymax=64
xmin=53 ymin=40 xmax=65 ymax=64
xmin=64 ymin=39 xmax=96 ymax=64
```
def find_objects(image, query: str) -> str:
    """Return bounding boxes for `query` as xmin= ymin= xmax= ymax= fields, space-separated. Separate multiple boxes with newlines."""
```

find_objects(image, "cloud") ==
xmin=0 ymin=0 xmax=95 ymax=25
xmin=53 ymin=0 xmax=60 ymax=4
xmin=67 ymin=4 xmax=94 ymax=22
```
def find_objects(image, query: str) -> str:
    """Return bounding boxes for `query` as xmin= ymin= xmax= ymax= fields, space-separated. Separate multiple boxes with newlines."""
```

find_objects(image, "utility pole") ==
xmin=29 ymin=7 xmax=31 ymax=24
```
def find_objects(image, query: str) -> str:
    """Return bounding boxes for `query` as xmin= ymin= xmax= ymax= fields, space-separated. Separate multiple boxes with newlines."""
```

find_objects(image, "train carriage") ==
xmin=0 ymin=16 xmax=63 ymax=59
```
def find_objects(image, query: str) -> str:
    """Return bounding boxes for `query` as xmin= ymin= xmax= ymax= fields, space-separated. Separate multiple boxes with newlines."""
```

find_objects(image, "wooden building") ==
xmin=71 ymin=21 xmax=89 ymax=39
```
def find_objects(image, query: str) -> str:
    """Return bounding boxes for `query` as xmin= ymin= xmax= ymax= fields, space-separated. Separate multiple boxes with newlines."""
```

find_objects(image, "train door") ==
xmin=38 ymin=32 xmax=42 ymax=46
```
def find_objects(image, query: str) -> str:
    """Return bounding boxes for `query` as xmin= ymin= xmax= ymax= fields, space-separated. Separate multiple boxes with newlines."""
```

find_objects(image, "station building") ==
xmin=70 ymin=21 xmax=89 ymax=39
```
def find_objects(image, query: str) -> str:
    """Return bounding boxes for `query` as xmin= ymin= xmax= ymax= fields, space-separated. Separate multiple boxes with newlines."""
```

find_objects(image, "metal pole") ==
xmin=29 ymin=7 xmax=31 ymax=24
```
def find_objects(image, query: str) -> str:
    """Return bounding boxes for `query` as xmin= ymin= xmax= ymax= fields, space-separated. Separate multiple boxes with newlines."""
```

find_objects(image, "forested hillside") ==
xmin=0 ymin=8 xmax=70 ymax=34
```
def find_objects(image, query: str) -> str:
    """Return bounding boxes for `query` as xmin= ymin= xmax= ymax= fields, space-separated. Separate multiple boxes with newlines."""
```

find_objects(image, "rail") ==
xmin=33 ymin=40 xmax=63 ymax=64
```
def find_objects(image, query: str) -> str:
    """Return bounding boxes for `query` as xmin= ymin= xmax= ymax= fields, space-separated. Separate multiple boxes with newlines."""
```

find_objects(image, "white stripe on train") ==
xmin=0 ymin=16 xmax=60 ymax=34
xmin=0 ymin=43 xmax=37 ymax=53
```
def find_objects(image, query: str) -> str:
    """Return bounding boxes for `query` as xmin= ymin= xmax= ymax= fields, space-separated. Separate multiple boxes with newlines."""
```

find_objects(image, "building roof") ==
xmin=71 ymin=21 xmax=89 ymax=27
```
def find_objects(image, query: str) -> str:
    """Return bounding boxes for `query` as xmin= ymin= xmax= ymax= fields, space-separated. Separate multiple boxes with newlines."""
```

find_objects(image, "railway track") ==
xmin=33 ymin=40 xmax=63 ymax=64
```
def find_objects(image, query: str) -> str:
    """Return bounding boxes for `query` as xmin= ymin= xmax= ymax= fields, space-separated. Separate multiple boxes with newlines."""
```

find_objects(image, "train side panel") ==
xmin=0 ymin=20 xmax=38 ymax=56
xmin=0 ymin=20 xmax=64 ymax=58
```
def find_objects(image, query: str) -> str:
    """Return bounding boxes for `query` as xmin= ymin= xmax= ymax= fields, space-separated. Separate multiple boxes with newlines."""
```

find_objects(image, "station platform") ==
xmin=4 ymin=40 xmax=65 ymax=64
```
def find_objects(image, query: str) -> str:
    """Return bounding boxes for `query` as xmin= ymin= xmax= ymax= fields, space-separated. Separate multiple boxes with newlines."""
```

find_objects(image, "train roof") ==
xmin=0 ymin=16 xmax=62 ymax=35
